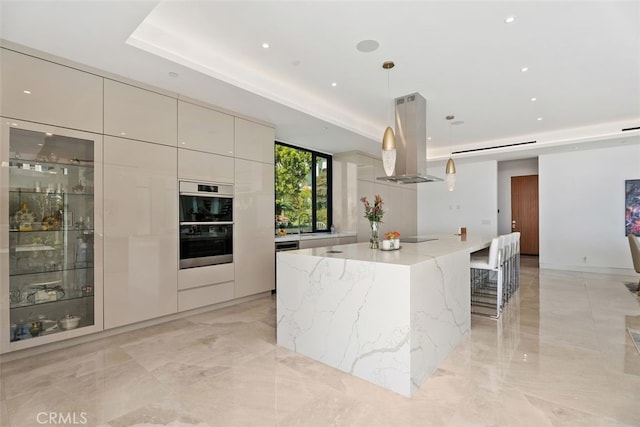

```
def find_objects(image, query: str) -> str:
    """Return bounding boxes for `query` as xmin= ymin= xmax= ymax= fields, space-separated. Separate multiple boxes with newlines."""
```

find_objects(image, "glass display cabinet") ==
xmin=1 ymin=121 xmax=103 ymax=352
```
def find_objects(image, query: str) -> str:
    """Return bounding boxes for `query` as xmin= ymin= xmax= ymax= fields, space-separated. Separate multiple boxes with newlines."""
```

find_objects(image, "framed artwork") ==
xmin=625 ymin=179 xmax=640 ymax=236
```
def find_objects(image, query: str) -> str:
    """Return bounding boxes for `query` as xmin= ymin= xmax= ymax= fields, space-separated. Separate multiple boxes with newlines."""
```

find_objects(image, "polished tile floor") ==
xmin=2 ymin=257 xmax=640 ymax=426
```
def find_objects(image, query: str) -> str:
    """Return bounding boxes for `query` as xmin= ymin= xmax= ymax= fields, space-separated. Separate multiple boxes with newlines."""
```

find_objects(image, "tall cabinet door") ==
xmin=1 ymin=120 xmax=104 ymax=353
xmin=234 ymin=158 xmax=274 ymax=297
xmin=0 ymin=48 xmax=103 ymax=134
xmin=103 ymin=136 xmax=177 ymax=329
xmin=104 ymin=79 xmax=177 ymax=147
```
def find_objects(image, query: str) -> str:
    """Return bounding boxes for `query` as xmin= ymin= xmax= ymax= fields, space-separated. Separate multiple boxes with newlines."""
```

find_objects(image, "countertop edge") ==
xmin=275 ymin=232 xmax=357 ymax=243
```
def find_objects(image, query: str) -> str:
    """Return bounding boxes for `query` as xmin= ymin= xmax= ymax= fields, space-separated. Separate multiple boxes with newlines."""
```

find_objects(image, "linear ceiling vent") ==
xmin=452 ymin=140 xmax=537 ymax=155
xmin=622 ymin=126 xmax=640 ymax=132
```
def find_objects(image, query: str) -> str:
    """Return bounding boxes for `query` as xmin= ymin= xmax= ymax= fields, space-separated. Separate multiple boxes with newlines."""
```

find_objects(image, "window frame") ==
xmin=275 ymin=141 xmax=332 ymax=234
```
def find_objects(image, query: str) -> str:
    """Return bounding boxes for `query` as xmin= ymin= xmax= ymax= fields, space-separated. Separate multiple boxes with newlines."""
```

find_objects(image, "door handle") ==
xmin=512 ymin=220 xmax=516 ymax=230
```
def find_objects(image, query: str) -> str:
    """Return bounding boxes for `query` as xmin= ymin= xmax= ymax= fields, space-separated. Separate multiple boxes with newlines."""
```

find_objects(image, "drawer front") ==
xmin=178 ymin=281 xmax=235 ymax=312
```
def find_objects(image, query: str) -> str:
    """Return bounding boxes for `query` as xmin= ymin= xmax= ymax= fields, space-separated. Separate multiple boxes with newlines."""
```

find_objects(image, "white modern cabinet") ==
xmin=104 ymin=79 xmax=177 ymax=147
xmin=234 ymin=118 xmax=275 ymax=164
xmin=234 ymin=158 xmax=275 ymax=297
xmin=178 ymin=101 xmax=234 ymax=156
xmin=1 ymin=120 xmax=104 ymax=353
xmin=178 ymin=263 xmax=235 ymax=311
xmin=0 ymin=48 xmax=103 ymax=134
xmin=1 ymin=45 xmax=278 ymax=353
xmin=178 ymin=149 xmax=234 ymax=184
xmin=103 ymin=136 xmax=178 ymax=329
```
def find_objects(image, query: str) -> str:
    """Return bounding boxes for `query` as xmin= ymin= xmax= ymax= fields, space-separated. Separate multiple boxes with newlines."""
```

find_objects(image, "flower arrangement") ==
xmin=360 ymin=195 xmax=384 ymax=223
xmin=384 ymin=231 xmax=400 ymax=240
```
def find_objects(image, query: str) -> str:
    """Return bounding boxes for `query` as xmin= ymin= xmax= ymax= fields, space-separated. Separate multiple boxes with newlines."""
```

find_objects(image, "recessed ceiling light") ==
xmin=531 ymin=97 xmax=537 ymax=102
xmin=537 ymin=117 xmax=543 ymax=121
xmin=521 ymin=67 xmax=529 ymax=72
xmin=181 ymin=141 xmax=186 ymax=145
xmin=331 ymin=82 xmax=337 ymax=87
xmin=356 ymin=39 xmax=380 ymax=53
xmin=23 ymin=90 xmax=31 ymax=94
xmin=120 ymin=132 xmax=126 ymax=136
xmin=427 ymin=137 xmax=432 ymax=140
xmin=168 ymin=72 xmax=178 ymax=78
xmin=504 ymin=16 xmax=516 ymax=24
xmin=262 ymin=43 xmax=269 ymax=49
xmin=11 ymin=123 xmax=18 ymax=127
xmin=37 ymin=143 xmax=43 ymax=146
xmin=45 ymin=132 xmax=53 ymax=136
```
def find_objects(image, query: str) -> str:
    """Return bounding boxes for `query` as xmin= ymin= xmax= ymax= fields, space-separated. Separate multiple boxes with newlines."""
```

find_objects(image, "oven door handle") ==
xmin=180 ymin=221 xmax=234 ymax=226
xmin=179 ymin=192 xmax=233 ymax=198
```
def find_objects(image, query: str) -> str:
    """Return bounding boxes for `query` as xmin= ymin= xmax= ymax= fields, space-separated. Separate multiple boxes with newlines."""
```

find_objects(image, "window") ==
xmin=275 ymin=142 xmax=332 ymax=234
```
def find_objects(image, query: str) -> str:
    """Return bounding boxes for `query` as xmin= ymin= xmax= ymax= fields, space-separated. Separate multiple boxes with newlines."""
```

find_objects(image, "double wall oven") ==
xmin=179 ymin=181 xmax=233 ymax=269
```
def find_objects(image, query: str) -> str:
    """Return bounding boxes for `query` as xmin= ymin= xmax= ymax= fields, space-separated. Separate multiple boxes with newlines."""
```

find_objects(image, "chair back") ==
xmin=513 ymin=232 xmax=521 ymax=253
xmin=629 ymin=234 xmax=640 ymax=273
xmin=487 ymin=237 xmax=501 ymax=269
xmin=503 ymin=233 xmax=513 ymax=259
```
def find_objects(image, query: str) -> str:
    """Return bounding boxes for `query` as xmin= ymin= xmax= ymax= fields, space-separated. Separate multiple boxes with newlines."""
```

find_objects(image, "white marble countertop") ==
xmin=274 ymin=231 xmax=356 ymax=243
xmin=280 ymin=233 xmax=493 ymax=266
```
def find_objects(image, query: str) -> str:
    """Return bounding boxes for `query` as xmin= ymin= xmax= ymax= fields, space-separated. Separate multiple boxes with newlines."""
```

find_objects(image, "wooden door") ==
xmin=511 ymin=175 xmax=539 ymax=255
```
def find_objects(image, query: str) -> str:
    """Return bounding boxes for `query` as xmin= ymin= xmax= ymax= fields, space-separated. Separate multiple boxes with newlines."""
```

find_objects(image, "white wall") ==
xmin=497 ymin=158 xmax=538 ymax=235
xmin=539 ymin=143 xmax=640 ymax=273
xmin=419 ymin=160 xmax=498 ymax=236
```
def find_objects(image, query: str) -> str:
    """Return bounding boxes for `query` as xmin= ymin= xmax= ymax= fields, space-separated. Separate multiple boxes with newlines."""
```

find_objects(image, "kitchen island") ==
xmin=276 ymin=233 xmax=492 ymax=397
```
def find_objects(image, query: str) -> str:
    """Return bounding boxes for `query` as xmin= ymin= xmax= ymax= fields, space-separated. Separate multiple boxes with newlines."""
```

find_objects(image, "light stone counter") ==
xmin=276 ymin=233 xmax=492 ymax=397
xmin=275 ymin=231 xmax=357 ymax=243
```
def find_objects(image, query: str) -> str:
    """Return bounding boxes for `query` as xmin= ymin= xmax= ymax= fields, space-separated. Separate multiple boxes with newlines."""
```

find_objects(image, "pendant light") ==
xmin=445 ymin=115 xmax=456 ymax=191
xmin=381 ymin=61 xmax=396 ymax=176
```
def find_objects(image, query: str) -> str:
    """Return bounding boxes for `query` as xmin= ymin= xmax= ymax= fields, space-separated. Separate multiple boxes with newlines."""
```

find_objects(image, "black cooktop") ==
xmin=402 ymin=236 xmax=439 ymax=243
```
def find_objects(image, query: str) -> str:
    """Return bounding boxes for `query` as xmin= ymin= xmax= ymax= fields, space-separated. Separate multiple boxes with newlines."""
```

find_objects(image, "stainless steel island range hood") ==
xmin=377 ymin=93 xmax=443 ymax=184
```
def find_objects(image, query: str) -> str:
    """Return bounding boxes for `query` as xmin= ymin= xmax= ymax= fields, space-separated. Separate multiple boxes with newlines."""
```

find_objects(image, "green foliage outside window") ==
xmin=275 ymin=144 xmax=311 ymax=232
xmin=275 ymin=143 xmax=331 ymax=234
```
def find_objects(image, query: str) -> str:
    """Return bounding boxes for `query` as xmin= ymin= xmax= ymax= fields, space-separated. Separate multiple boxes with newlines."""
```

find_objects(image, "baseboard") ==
xmin=539 ymin=263 xmax=636 ymax=276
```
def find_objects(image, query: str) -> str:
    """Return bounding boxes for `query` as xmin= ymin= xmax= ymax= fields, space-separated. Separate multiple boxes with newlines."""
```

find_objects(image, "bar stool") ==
xmin=470 ymin=236 xmax=504 ymax=318
xmin=512 ymin=232 xmax=521 ymax=291
xmin=502 ymin=233 xmax=513 ymax=302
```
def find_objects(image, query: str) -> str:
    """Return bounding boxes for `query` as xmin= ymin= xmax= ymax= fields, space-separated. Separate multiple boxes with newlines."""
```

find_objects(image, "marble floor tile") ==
xmin=0 ymin=399 xmax=9 ymax=426
xmin=2 ymin=260 xmax=640 ymax=426
xmin=96 ymin=394 xmax=210 ymax=427
xmin=54 ymin=359 xmax=171 ymax=425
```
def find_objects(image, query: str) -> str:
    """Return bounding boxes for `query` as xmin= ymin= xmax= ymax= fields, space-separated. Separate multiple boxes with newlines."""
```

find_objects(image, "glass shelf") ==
xmin=8 ymin=158 xmax=94 ymax=169
xmin=9 ymin=228 xmax=94 ymax=233
xmin=10 ymin=290 xmax=94 ymax=310
xmin=10 ymin=264 xmax=94 ymax=278
xmin=9 ymin=189 xmax=94 ymax=196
